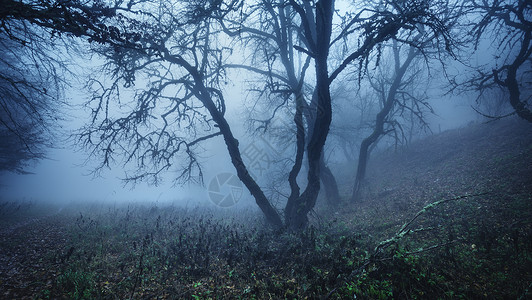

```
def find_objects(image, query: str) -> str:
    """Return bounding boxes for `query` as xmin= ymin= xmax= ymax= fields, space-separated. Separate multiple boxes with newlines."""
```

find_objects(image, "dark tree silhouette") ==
xmin=351 ymin=39 xmax=431 ymax=202
xmin=466 ymin=0 xmax=532 ymax=122
xmin=285 ymin=0 xmax=455 ymax=228
xmin=0 ymin=18 xmax=67 ymax=173
xmin=0 ymin=0 xmax=129 ymax=174
xmin=81 ymin=0 xmax=456 ymax=229
xmin=221 ymin=0 xmax=315 ymax=211
xmin=221 ymin=0 xmax=341 ymax=210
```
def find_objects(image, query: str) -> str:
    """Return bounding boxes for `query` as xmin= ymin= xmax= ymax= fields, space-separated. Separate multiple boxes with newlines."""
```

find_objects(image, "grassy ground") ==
xmin=1 ymin=117 xmax=532 ymax=299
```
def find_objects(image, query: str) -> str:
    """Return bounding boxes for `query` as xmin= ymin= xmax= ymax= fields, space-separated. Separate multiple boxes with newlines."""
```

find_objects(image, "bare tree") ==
xmin=465 ymin=0 xmax=532 ymax=122
xmin=0 ymin=14 xmax=68 ymax=173
xmin=221 ymin=0 xmax=342 ymax=210
xmin=1 ymin=0 xmax=284 ymax=225
xmin=350 ymin=38 xmax=432 ymax=202
xmin=0 ymin=0 xmax=137 ymax=174
xmin=79 ymin=1 xmax=287 ymax=226
xmin=284 ymin=0 xmax=456 ymax=228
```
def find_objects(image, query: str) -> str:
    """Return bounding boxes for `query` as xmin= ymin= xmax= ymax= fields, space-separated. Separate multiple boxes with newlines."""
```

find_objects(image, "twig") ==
xmin=322 ymin=192 xmax=490 ymax=300
xmin=375 ymin=192 xmax=490 ymax=254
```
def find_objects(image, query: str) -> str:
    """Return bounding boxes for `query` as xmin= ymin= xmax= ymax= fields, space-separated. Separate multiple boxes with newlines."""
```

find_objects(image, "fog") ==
xmin=2 ymin=0 xmax=531 ymax=298
xmin=0 ymin=71 xmax=479 ymax=206
xmin=0 ymin=0 xmax=508 ymax=210
xmin=0 ymin=65 xmax=265 ymax=207
xmin=0 ymin=27 xmax=496 ymax=208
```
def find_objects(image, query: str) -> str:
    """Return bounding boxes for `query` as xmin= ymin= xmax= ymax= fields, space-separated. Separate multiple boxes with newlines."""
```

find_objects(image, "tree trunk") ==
xmin=184 ymin=64 xmax=283 ymax=227
xmin=506 ymin=70 xmax=532 ymax=122
xmin=351 ymin=43 xmax=418 ymax=202
xmin=351 ymin=134 xmax=378 ymax=202
xmin=285 ymin=90 xmax=306 ymax=223
xmin=319 ymin=153 xmax=340 ymax=206
xmin=504 ymin=31 xmax=532 ymax=123
xmin=303 ymin=87 xmax=341 ymax=207
xmin=286 ymin=0 xmax=334 ymax=230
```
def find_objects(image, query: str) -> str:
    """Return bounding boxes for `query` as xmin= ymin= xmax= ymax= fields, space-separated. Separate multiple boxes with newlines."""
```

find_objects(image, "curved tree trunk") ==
xmin=506 ymin=69 xmax=532 ymax=122
xmin=285 ymin=90 xmax=306 ymax=223
xmin=351 ymin=42 xmax=419 ymax=202
xmin=302 ymin=88 xmax=341 ymax=207
xmin=286 ymin=0 xmax=334 ymax=230
xmin=503 ymin=31 xmax=532 ymax=123
xmin=182 ymin=61 xmax=284 ymax=227
xmin=351 ymin=131 xmax=380 ymax=202
xmin=210 ymin=105 xmax=283 ymax=227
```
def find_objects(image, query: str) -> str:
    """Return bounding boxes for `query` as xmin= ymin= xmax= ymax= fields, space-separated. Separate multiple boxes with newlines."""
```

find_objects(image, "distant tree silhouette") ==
xmin=0 ymin=0 xmax=120 ymax=174
xmin=351 ymin=38 xmax=431 ymax=202
xmin=0 ymin=23 xmax=65 ymax=173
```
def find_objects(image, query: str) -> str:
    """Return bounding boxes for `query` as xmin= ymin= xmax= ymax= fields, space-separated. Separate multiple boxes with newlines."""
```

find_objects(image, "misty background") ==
xmin=0 ymin=71 xmax=479 ymax=204
xmin=0 ymin=0 xmax=525 ymax=212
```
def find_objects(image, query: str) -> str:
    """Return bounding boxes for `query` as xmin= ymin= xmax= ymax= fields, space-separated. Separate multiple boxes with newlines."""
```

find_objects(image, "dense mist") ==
xmin=1 ymin=0 xmax=531 ymax=298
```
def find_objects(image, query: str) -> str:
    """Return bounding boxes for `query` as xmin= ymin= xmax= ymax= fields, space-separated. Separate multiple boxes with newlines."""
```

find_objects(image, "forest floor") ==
xmin=1 ymin=117 xmax=532 ymax=299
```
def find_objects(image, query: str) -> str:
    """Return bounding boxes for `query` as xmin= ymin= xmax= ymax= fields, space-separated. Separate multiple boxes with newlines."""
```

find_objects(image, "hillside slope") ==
xmin=355 ymin=116 xmax=531 ymax=211
xmin=338 ymin=116 xmax=532 ymax=233
xmin=330 ymin=117 xmax=532 ymax=298
xmin=1 ymin=118 xmax=531 ymax=299
xmin=366 ymin=117 xmax=532 ymax=199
